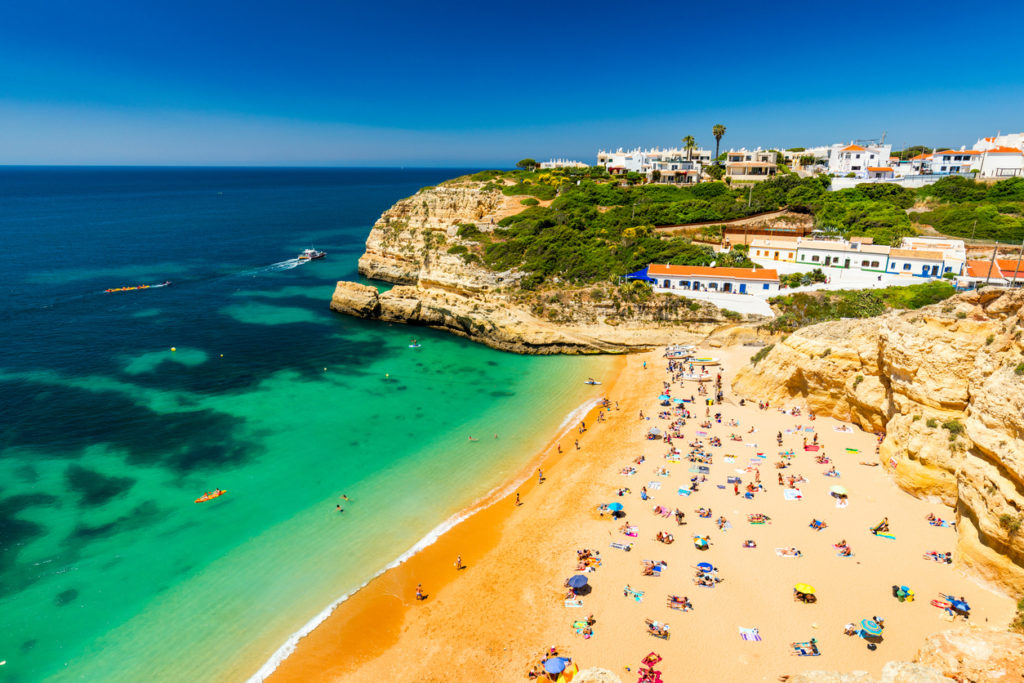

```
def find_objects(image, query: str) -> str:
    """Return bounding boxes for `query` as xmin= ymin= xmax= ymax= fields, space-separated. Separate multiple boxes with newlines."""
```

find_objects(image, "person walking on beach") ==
xmin=538 ymin=468 xmax=544 ymax=484
xmin=415 ymin=583 xmax=424 ymax=601
xmin=575 ymin=439 xmax=580 ymax=450
xmin=455 ymin=555 xmax=463 ymax=570
xmin=515 ymin=492 xmax=520 ymax=506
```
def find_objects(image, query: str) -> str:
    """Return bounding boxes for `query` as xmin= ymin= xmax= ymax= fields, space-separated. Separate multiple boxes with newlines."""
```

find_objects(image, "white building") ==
xmin=646 ymin=264 xmax=779 ymax=295
xmin=596 ymin=147 xmax=713 ymax=176
xmin=975 ymin=146 xmax=1024 ymax=179
xmin=539 ymin=159 xmax=589 ymax=169
xmin=749 ymin=237 xmax=800 ymax=263
xmin=885 ymin=249 xmax=947 ymax=277
xmin=931 ymin=149 xmax=981 ymax=174
xmin=827 ymin=142 xmax=894 ymax=177
xmin=725 ymin=149 xmax=778 ymax=182
xmin=974 ymin=133 xmax=1024 ymax=152
xmin=900 ymin=236 xmax=966 ymax=275
xmin=795 ymin=238 xmax=890 ymax=272
xmin=649 ymin=158 xmax=702 ymax=184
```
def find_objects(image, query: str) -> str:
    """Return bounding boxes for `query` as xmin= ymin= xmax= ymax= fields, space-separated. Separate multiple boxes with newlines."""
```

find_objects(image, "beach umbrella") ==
xmin=648 ymin=428 xmax=663 ymax=437
xmin=794 ymin=583 xmax=816 ymax=594
xmin=566 ymin=575 xmax=589 ymax=589
xmin=607 ymin=502 xmax=624 ymax=512
xmin=829 ymin=485 xmax=848 ymax=496
xmin=949 ymin=599 xmax=969 ymax=612
xmin=697 ymin=562 xmax=713 ymax=572
xmin=658 ymin=394 xmax=671 ymax=401
xmin=860 ymin=619 xmax=882 ymax=636
xmin=673 ymin=397 xmax=685 ymax=404
xmin=542 ymin=657 xmax=567 ymax=674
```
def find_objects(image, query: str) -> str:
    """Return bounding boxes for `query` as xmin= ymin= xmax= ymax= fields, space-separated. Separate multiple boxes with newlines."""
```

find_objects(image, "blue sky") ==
xmin=1 ymin=0 xmax=1023 ymax=165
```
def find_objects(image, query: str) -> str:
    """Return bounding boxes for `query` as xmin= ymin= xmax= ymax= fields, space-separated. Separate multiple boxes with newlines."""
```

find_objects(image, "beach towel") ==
xmin=745 ymin=443 xmax=757 ymax=448
xmin=775 ymin=548 xmax=801 ymax=558
xmin=784 ymin=429 xmax=794 ymax=434
xmin=739 ymin=627 xmax=762 ymax=642
xmin=783 ymin=489 xmax=803 ymax=501
xmin=723 ymin=456 xmax=735 ymax=463
xmin=835 ymin=498 xmax=848 ymax=509
xmin=647 ymin=481 xmax=662 ymax=490
xmin=610 ymin=542 xmax=633 ymax=551
xmin=677 ymin=488 xmax=691 ymax=496
xmin=804 ymin=427 xmax=815 ymax=432
xmin=874 ymin=532 xmax=896 ymax=540
xmin=834 ymin=425 xmax=853 ymax=433
xmin=688 ymin=466 xmax=702 ymax=473
xmin=565 ymin=599 xmax=583 ymax=607
xmin=756 ymin=452 xmax=766 ymax=458
xmin=845 ymin=447 xmax=860 ymax=453
xmin=572 ymin=620 xmax=593 ymax=637
xmin=696 ymin=431 xmax=708 ymax=437
xmin=624 ymin=586 xmax=644 ymax=602
xmin=716 ymin=484 xmax=726 ymax=489
xmin=727 ymin=476 xmax=741 ymax=484
xmin=804 ymin=445 xmax=820 ymax=451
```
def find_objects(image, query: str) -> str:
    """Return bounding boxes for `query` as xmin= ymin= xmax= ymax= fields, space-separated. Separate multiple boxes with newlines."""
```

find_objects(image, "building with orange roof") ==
xmin=975 ymin=145 xmax=1024 ymax=179
xmin=974 ymin=133 xmax=1024 ymax=153
xmin=932 ymin=148 xmax=981 ymax=174
xmin=827 ymin=140 xmax=893 ymax=178
xmin=643 ymin=264 xmax=779 ymax=295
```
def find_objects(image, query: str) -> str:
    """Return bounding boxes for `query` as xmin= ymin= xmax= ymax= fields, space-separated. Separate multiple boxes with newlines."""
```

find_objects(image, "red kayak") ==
xmin=195 ymin=489 xmax=226 ymax=504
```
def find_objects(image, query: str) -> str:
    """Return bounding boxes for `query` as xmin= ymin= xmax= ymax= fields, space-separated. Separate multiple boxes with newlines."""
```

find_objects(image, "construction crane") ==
xmin=853 ymin=131 xmax=887 ymax=147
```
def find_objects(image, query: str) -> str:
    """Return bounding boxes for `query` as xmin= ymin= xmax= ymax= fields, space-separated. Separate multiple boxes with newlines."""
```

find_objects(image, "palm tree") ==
xmin=712 ymin=124 xmax=726 ymax=165
xmin=681 ymin=135 xmax=697 ymax=161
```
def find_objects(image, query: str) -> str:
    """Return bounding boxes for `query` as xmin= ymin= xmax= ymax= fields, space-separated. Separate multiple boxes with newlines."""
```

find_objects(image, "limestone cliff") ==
xmin=733 ymin=289 xmax=1024 ymax=594
xmin=334 ymin=179 xmax=751 ymax=354
xmin=787 ymin=629 xmax=1024 ymax=682
xmin=331 ymin=281 xmax=732 ymax=354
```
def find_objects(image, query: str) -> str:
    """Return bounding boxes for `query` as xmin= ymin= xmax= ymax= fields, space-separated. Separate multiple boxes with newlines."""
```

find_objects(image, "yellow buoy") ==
xmin=220 ymin=354 xmax=223 ymax=357
xmin=170 ymin=347 xmax=176 ymax=352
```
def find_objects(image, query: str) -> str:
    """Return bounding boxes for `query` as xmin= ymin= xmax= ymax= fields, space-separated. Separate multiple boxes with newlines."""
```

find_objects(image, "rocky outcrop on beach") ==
xmin=333 ymin=180 xmax=754 ymax=353
xmin=330 ymin=281 xmax=732 ymax=354
xmin=788 ymin=629 xmax=1024 ymax=682
xmin=733 ymin=288 xmax=1024 ymax=594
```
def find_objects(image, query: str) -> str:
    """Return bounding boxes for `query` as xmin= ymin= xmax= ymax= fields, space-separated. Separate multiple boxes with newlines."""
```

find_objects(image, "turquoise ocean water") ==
xmin=0 ymin=168 xmax=610 ymax=681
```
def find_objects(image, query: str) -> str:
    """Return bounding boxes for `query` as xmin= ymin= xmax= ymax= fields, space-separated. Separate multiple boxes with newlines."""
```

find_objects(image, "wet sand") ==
xmin=268 ymin=346 xmax=1014 ymax=681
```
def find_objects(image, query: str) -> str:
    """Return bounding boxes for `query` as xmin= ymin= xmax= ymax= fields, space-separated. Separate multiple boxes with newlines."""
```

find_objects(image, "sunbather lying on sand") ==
xmin=644 ymin=619 xmax=670 ymax=638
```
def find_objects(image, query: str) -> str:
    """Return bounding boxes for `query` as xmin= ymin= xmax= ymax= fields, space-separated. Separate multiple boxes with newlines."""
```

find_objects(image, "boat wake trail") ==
xmin=237 ymin=258 xmax=305 ymax=277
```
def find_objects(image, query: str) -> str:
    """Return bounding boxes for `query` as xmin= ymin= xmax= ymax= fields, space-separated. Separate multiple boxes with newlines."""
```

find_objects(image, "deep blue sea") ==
xmin=0 ymin=168 xmax=609 ymax=681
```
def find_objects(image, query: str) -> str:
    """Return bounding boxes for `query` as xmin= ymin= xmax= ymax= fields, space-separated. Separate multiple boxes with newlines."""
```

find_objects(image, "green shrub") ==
xmin=942 ymin=420 xmax=964 ymax=439
xmin=1011 ymin=597 xmax=1024 ymax=633
xmin=820 ymin=348 xmax=831 ymax=358
xmin=1016 ymin=362 xmax=1024 ymax=376
xmin=956 ymin=311 xmax=967 ymax=319
xmin=926 ymin=418 xmax=938 ymax=428
xmin=751 ymin=344 xmax=774 ymax=365
xmin=999 ymin=513 xmax=1022 ymax=536
xmin=986 ymin=334 xmax=995 ymax=345
xmin=447 ymin=245 xmax=469 ymax=256
xmin=520 ymin=197 xmax=539 ymax=206
xmin=853 ymin=375 xmax=864 ymax=388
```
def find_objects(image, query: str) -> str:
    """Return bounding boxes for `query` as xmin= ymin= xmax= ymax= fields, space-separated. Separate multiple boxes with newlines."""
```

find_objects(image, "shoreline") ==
xmin=260 ymin=354 xmax=628 ymax=681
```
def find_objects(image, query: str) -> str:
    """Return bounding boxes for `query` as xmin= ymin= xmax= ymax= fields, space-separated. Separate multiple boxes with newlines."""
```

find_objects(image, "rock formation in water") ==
xmin=733 ymin=288 xmax=1024 ymax=594
xmin=331 ymin=180 xmax=749 ymax=354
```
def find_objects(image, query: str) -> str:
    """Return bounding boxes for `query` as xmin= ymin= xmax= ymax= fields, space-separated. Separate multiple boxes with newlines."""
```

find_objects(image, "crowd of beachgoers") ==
xmin=525 ymin=347 xmax=998 ymax=682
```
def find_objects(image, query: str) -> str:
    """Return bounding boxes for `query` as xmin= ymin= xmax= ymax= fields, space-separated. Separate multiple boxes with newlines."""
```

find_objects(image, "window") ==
xmin=762 ymin=283 xmax=770 ymax=290
xmin=709 ymin=282 xmax=718 ymax=291
xmin=872 ymin=261 xmax=879 ymax=268
xmin=903 ymin=263 xmax=911 ymax=271
xmin=812 ymin=255 xmax=820 ymax=262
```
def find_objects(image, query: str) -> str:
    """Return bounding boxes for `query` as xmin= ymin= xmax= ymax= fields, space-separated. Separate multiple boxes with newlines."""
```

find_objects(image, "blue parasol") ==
xmin=697 ymin=562 xmax=713 ymax=572
xmin=860 ymin=619 xmax=882 ymax=636
xmin=673 ymin=397 xmax=685 ymax=403
xmin=658 ymin=394 xmax=671 ymax=401
xmin=949 ymin=599 xmax=969 ymax=612
xmin=542 ymin=657 xmax=567 ymax=674
xmin=566 ymin=575 xmax=589 ymax=589
xmin=607 ymin=502 xmax=624 ymax=512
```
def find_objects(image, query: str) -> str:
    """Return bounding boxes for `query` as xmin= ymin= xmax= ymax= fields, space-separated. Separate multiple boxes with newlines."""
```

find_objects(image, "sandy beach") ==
xmin=268 ymin=345 xmax=1015 ymax=682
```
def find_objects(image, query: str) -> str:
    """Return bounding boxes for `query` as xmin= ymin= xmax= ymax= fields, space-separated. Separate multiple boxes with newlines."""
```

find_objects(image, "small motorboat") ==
xmin=297 ymin=248 xmax=326 ymax=261
xmin=195 ymin=489 xmax=226 ymax=504
xmin=688 ymin=357 xmax=720 ymax=366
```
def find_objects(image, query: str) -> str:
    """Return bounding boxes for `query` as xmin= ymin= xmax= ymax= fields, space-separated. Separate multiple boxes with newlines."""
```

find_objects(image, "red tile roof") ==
xmin=867 ymin=167 xmax=894 ymax=172
xmin=910 ymin=153 xmax=931 ymax=161
xmin=935 ymin=150 xmax=981 ymax=155
xmin=647 ymin=264 xmax=779 ymax=281
xmin=841 ymin=145 xmax=866 ymax=152
xmin=986 ymin=146 xmax=1023 ymax=154
xmin=965 ymin=260 xmax=1005 ymax=279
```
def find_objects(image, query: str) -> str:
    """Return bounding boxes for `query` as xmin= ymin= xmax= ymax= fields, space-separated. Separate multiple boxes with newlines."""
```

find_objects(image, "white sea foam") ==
xmin=246 ymin=396 xmax=604 ymax=682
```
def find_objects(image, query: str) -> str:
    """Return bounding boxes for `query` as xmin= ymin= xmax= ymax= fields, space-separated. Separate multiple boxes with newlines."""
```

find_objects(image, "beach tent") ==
xmin=607 ymin=502 xmax=624 ymax=512
xmin=794 ymin=583 xmax=815 ymax=594
xmin=543 ymin=658 xmax=567 ymax=674
xmin=829 ymin=485 xmax=848 ymax=497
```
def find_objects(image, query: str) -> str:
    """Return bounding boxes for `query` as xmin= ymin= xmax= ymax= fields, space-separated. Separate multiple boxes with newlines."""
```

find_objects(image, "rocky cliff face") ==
xmin=357 ymin=182 xmax=521 ymax=290
xmin=334 ymin=180 xmax=748 ymax=354
xmin=733 ymin=289 xmax=1024 ymax=594
xmin=331 ymin=281 xmax=731 ymax=354
xmin=787 ymin=629 xmax=1024 ymax=682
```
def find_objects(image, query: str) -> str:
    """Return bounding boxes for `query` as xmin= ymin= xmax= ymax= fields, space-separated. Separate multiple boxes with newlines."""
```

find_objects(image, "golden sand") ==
xmin=268 ymin=346 xmax=1014 ymax=682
